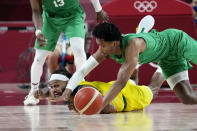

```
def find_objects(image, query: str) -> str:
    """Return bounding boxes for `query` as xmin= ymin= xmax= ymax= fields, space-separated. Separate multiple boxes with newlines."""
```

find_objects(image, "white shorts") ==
xmin=166 ymin=70 xmax=189 ymax=90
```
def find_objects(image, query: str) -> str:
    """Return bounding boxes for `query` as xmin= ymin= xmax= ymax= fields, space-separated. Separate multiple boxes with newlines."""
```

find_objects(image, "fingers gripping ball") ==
xmin=74 ymin=87 xmax=103 ymax=115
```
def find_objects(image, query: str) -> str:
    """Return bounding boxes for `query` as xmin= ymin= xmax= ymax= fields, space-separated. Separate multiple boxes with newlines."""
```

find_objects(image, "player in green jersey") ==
xmin=52 ymin=22 xmax=197 ymax=109
xmin=24 ymin=0 xmax=108 ymax=106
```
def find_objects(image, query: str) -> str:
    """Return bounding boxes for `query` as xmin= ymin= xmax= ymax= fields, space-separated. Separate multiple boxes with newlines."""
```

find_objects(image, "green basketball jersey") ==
xmin=35 ymin=0 xmax=85 ymax=53
xmin=110 ymin=29 xmax=170 ymax=64
xmin=42 ymin=0 xmax=81 ymax=17
xmin=110 ymin=29 xmax=194 ymax=79
xmin=110 ymin=29 xmax=194 ymax=64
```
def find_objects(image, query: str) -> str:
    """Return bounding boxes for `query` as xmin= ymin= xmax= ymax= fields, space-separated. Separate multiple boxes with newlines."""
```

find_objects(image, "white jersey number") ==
xmin=53 ymin=0 xmax=64 ymax=7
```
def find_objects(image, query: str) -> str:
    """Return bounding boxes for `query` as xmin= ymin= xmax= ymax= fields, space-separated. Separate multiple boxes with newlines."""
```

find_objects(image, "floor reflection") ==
xmin=69 ymin=111 xmax=152 ymax=131
xmin=24 ymin=106 xmax=40 ymax=131
xmin=1 ymin=84 xmax=197 ymax=130
xmin=1 ymin=104 xmax=197 ymax=130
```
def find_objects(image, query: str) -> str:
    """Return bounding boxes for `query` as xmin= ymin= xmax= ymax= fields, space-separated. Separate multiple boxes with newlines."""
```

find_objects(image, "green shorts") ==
xmin=35 ymin=6 xmax=85 ymax=51
xmin=158 ymin=29 xmax=197 ymax=79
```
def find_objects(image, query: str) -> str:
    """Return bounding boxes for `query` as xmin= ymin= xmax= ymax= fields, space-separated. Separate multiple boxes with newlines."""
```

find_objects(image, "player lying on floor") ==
xmin=34 ymin=68 xmax=164 ymax=114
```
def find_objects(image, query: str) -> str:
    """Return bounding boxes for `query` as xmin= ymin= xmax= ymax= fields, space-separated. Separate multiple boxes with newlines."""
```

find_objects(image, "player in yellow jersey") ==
xmin=35 ymin=68 xmax=164 ymax=113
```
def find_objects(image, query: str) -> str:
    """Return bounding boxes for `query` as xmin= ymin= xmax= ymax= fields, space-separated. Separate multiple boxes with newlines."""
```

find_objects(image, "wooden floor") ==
xmin=0 ymin=104 xmax=197 ymax=131
xmin=1 ymin=84 xmax=197 ymax=130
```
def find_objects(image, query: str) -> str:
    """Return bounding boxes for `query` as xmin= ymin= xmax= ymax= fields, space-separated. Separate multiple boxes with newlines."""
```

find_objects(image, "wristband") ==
xmin=35 ymin=29 xmax=42 ymax=36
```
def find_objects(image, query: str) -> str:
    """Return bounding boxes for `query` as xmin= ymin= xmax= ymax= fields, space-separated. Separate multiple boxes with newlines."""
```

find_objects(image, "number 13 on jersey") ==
xmin=53 ymin=0 xmax=64 ymax=7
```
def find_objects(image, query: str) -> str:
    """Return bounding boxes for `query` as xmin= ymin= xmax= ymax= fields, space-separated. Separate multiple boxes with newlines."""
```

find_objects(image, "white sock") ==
xmin=70 ymin=37 xmax=87 ymax=70
xmin=30 ymin=49 xmax=50 ymax=93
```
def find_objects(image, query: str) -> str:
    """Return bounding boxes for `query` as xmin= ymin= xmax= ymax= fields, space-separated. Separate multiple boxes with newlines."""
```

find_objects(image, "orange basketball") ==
xmin=74 ymin=86 xmax=103 ymax=115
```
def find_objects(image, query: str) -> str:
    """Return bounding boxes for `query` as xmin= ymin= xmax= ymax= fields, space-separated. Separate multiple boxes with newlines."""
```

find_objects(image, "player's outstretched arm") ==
xmin=102 ymin=38 xmax=142 ymax=110
xmin=96 ymin=10 xmax=109 ymax=23
xmin=50 ymin=48 xmax=106 ymax=102
xmin=89 ymin=0 xmax=109 ymax=22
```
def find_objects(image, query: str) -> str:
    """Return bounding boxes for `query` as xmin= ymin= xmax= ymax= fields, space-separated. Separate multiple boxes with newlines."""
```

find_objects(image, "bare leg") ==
xmin=148 ymin=71 xmax=165 ymax=98
xmin=47 ymin=49 xmax=60 ymax=75
xmin=130 ymin=69 xmax=139 ymax=85
xmin=173 ymin=80 xmax=197 ymax=104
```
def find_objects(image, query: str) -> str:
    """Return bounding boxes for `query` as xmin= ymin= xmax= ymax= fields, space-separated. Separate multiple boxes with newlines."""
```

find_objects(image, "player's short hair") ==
xmin=92 ymin=22 xmax=122 ymax=42
xmin=52 ymin=69 xmax=72 ymax=79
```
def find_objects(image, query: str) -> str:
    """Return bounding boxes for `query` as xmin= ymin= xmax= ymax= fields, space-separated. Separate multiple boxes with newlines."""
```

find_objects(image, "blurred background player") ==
xmin=47 ymin=33 xmax=74 ymax=76
xmin=24 ymin=0 xmax=109 ymax=106
xmin=34 ymin=67 xmax=164 ymax=114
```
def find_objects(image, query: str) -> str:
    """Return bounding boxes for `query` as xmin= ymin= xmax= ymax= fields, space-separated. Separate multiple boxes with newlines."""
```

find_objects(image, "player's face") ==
xmin=49 ymin=80 xmax=67 ymax=97
xmin=96 ymin=38 xmax=117 ymax=55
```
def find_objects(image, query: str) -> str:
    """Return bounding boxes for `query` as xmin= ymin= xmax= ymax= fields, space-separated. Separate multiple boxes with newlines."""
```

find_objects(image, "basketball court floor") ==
xmin=1 ymin=84 xmax=197 ymax=131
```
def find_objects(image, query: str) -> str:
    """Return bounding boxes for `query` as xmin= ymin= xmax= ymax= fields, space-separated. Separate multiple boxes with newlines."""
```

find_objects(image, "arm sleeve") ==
xmin=90 ymin=0 xmax=102 ymax=12
xmin=66 ymin=56 xmax=99 ymax=91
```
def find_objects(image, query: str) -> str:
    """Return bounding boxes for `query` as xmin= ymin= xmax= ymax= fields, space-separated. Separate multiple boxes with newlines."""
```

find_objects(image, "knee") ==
xmin=33 ymin=49 xmax=49 ymax=65
xmin=33 ymin=56 xmax=46 ymax=65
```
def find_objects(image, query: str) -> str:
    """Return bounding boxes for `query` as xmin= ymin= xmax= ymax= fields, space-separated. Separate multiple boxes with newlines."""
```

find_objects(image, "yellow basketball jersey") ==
xmin=79 ymin=80 xmax=153 ymax=112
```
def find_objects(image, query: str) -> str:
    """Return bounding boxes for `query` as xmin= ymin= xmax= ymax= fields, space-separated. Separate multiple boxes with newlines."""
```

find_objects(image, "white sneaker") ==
xmin=136 ymin=15 xmax=155 ymax=34
xmin=24 ymin=93 xmax=39 ymax=106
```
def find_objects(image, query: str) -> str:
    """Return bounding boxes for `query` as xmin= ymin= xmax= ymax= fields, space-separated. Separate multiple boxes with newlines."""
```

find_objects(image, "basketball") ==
xmin=74 ymin=86 xmax=103 ymax=115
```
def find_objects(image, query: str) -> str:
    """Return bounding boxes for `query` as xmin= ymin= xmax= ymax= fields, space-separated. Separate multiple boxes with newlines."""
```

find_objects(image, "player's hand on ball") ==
xmin=68 ymin=102 xmax=74 ymax=111
xmin=67 ymin=98 xmax=77 ymax=112
xmin=36 ymin=33 xmax=47 ymax=47
xmin=96 ymin=10 xmax=109 ymax=23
